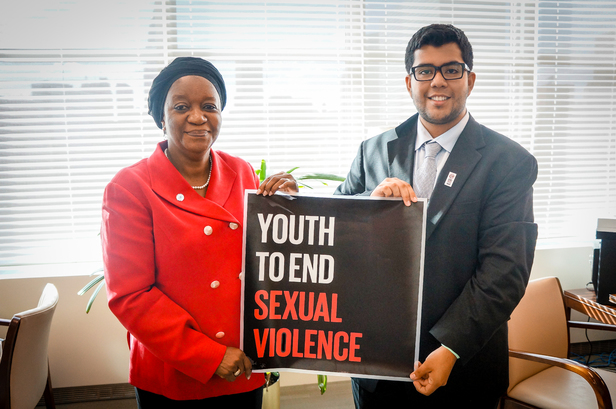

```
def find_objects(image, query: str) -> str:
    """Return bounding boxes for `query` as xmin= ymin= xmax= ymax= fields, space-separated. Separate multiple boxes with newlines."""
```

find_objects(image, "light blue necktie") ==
xmin=414 ymin=141 xmax=442 ymax=199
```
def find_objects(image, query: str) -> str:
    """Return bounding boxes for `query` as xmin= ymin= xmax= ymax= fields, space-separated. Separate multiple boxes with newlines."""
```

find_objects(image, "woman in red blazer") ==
xmin=101 ymin=57 xmax=297 ymax=408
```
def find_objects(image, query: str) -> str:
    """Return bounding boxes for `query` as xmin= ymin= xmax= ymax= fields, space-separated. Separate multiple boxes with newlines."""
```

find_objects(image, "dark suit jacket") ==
xmin=335 ymin=114 xmax=538 ymax=395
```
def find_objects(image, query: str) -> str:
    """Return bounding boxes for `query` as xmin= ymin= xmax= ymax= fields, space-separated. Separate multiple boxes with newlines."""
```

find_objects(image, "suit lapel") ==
xmin=387 ymin=115 xmax=418 ymax=182
xmin=425 ymin=116 xmax=485 ymax=239
xmin=149 ymin=142 xmax=239 ymax=222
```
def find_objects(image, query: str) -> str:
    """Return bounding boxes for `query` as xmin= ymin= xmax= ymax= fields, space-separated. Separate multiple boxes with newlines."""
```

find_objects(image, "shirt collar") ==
xmin=415 ymin=111 xmax=470 ymax=153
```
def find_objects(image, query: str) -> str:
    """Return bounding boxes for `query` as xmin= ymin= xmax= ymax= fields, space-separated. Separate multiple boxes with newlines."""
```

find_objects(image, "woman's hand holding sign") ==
xmin=215 ymin=347 xmax=253 ymax=382
xmin=257 ymin=172 xmax=299 ymax=196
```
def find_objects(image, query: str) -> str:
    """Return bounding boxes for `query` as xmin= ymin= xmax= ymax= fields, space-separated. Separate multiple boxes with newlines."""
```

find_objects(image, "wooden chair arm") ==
xmin=0 ymin=319 xmax=10 ymax=327
xmin=509 ymin=349 xmax=613 ymax=409
xmin=569 ymin=321 xmax=616 ymax=332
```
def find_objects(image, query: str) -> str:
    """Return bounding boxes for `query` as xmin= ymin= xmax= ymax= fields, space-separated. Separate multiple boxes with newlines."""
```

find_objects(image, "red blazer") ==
xmin=102 ymin=141 xmax=264 ymax=400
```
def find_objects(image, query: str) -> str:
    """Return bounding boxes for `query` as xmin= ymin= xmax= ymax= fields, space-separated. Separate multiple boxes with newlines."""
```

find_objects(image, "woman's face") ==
xmin=161 ymin=75 xmax=222 ymax=160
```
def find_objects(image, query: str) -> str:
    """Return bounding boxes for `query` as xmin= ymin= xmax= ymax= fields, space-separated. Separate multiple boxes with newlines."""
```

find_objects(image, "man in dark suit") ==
xmin=335 ymin=24 xmax=538 ymax=408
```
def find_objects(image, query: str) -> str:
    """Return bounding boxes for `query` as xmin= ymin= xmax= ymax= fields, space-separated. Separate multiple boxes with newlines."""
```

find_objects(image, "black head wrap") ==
xmin=148 ymin=56 xmax=227 ymax=129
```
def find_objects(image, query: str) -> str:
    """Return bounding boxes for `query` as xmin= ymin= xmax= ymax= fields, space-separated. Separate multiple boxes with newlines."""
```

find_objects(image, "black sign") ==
xmin=241 ymin=193 xmax=425 ymax=380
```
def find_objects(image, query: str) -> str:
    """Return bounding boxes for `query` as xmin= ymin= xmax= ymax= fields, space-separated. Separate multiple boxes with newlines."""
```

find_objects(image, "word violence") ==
xmin=253 ymin=328 xmax=362 ymax=362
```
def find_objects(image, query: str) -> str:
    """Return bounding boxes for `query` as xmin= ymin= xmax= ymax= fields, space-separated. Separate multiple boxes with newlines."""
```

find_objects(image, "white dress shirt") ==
xmin=413 ymin=111 xmax=470 ymax=194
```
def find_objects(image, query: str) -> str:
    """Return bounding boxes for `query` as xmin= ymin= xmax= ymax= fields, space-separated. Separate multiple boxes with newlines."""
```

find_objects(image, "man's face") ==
xmin=406 ymin=42 xmax=476 ymax=137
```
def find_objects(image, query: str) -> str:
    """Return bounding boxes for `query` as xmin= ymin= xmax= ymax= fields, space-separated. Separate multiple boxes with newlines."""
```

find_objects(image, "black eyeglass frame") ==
xmin=409 ymin=62 xmax=471 ymax=81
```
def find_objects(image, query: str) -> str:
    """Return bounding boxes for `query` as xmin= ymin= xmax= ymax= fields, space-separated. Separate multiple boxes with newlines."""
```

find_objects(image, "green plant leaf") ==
xmin=85 ymin=281 xmax=105 ymax=314
xmin=317 ymin=374 xmax=328 ymax=395
xmin=257 ymin=159 xmax=267 ymax=183
xmin=297 ymin=173 xmax=346 ymax=182
xmin=257 ymin=160 xmax=345 ymax=189
xmin=297 ymin=173 xmax=345 ymax=189
xmin=77 ymin=272 xmax=105 ymax=296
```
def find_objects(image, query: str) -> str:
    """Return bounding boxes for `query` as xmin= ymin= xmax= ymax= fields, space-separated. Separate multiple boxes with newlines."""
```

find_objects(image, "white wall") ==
xmin=0 ymin=245 xmax=605 ymax=389
xmin=530 ymin=244 xmax=594 ymax=290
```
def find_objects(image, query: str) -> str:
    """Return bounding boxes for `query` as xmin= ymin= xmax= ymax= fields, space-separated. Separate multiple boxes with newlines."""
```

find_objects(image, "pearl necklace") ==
xmin=164 ymin=148 xmax=212 ymax=190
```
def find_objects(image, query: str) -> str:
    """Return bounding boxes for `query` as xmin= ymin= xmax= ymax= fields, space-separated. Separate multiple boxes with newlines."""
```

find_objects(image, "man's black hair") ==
xmin=405 ymin=24 xmax=474 ymax=74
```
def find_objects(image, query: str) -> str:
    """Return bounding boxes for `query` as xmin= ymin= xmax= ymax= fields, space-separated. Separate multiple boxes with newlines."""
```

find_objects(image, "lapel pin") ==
xmin=444 ymin=172 xmax=456 ymax=187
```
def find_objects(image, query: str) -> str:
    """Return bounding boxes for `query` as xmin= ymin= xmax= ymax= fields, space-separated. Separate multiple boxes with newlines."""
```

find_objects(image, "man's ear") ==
xmin=405 ymin=74 xmax=413 ymax=97
xmin=467 ymin=71 xmax=476 ymax=96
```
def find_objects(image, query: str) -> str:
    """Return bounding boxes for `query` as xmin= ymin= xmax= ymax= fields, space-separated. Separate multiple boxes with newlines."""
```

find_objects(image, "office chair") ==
xmin=0 ymin=283 xmax=58 ymax=409
xmin=502 ymin=276 xmax=616 ymax=409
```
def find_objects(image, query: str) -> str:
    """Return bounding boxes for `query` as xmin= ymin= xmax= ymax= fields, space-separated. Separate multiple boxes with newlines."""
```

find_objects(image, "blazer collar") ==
xmin=148 ymin=141 xmax=239 ymax=222
xmin=387 ymin=114 xmax=419 ymax=183
xmin=387 ymin=114 xmax=485 ymax=239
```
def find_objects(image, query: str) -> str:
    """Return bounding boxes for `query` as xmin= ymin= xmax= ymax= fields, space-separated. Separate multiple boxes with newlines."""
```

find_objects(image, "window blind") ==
xmin=1 ymin=0 xmax=615 ymax=276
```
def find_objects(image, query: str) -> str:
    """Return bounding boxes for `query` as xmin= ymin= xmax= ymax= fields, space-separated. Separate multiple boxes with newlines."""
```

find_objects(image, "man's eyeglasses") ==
xmin=410 ymin=62 xmax=471 ymax=81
